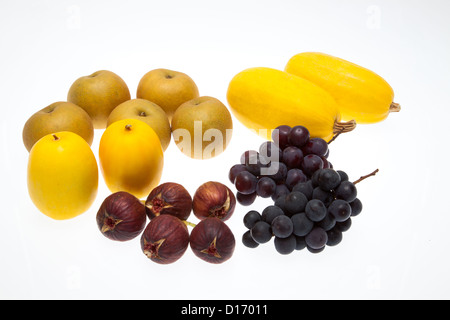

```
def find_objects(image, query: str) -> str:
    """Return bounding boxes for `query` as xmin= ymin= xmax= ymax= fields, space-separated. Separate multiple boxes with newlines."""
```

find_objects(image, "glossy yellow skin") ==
xmin=27 ymin=131 xmax=98 ymax=220
xmin=227 ymin=67 xmax=341 ymax=141
xmin=285 ymin=52 xmax=396 ymax=123
xmin=99 ymin=119 xmax=164 ymax=199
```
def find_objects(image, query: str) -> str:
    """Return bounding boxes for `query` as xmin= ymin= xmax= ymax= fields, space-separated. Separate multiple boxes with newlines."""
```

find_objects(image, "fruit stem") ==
xmin=183 ymin=220 xmax=197 ymax=228
xmin=125 ymin=124 xmax=132 ymax=131
xmin=333 ymin=119 xmax=356 ymax=135
xmin=390 ymin=102 xmax=401 ymax=112
xmin=327 ymin=128 xmax=345 ymax=144
xmin=353 ymin=169 xmax=379 ymax=185
xmin=52 ymin=134 xmax=60 ymax=141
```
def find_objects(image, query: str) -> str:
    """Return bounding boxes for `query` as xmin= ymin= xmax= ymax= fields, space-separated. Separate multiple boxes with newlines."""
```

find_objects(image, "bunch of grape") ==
xmin=228 ymin=125 xmax=332 ymax=206
xmin=242 ymin=168 xmax=364 ymax=254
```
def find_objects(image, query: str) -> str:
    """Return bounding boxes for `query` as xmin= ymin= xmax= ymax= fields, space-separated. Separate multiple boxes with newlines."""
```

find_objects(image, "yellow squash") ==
xmin=226 ymin=67 xmax=355 ymax=142
xmin=285 ymin=52 xmax=400 ymax=123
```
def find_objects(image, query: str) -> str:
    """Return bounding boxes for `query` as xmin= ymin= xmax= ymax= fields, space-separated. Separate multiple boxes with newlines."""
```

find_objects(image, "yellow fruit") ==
xmin=227 ymin=67 xmax=355 ymax=142
xmin=27 ymin=131 xmax=98 ymax=220
xmin=285 ymin=52 xmax=400 ymax=123
xmin=99 ymin=119 xmax=164 ymax=199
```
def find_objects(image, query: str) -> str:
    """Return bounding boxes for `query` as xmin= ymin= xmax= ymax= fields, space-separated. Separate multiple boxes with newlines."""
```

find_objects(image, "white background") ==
xmin=1 ymin=0 xmax=449 ymax=300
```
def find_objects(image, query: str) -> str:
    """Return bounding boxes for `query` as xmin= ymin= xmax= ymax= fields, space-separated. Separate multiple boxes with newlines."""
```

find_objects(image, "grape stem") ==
xmin=353 ymin=169 xmax=379 ymax=185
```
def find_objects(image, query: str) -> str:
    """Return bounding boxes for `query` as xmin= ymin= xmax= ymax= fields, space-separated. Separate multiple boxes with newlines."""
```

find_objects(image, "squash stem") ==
xmin=333 ymin=119 xmax=356 ymax=135
xmin=390 ymin=102 xmax=401 ymax=112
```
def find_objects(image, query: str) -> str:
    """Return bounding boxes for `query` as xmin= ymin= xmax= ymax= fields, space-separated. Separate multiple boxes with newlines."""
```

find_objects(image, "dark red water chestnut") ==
xmin=96 ymin=192 xmax=147 ymax=242
xmin=192 ymin=181 xmax=236 ymax=221
xmin=145 ymin=182 xmax=193 ymax=221
xmin=140 ymin=214 xmax=190 ymax=264
xmin=190 ymin=217 xmax=236 ymax=264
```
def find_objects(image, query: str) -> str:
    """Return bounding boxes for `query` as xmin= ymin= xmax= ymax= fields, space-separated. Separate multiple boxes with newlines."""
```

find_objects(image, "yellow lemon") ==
xmin=99 ymin=119 xmax=164 ymax=199
xmin=27 ymin=131 xmax=98 ymax=220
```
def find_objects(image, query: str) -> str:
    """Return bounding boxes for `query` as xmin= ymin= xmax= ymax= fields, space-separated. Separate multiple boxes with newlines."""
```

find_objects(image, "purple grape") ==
xmin=291 ymin=213 xmax=314 ymax=237
xmin=272 ymin=184 xmax=290 ymax=201
xmin=285 ymin=168 xmax=308 ymax=190
xmin=235 ymin=171 xmax=258 ymax=195
xmin=301 ymin=138 xmax=328 ymax=157
xmin=288 ymin=125 xmax=310 ymax=148
xmin=301 ymin=154 xmax=324 ymax=176
xmin=328 ymin=199 xmax=352 ymax=222
xmin=349 ymin=198 xmax=363 ymax=217
xmin=271 ymin=215 xmax=294 ymax=239
xmin=282 ymin=146 xmax=303 ymax=169
xmin=326 ymin=228 xmax=343 ymax=247
xmin=256 ymin=177 xmax=277 ymax=198
xmin=335 ymin=181 xmax=357 ymax=202
xmin=261 ymin=161 xmax=287 ymax=181
xmin=272 ymin=125 xmax=291 ymax=149
xmin=259 ymin=141 xmax=282 ymax=164
xmin=236 ymin=192 xmax=257 ymax=206
xmin=305 ymin=227 xmax=328 ymax=250
xmin=274 ymin=235 xmax=296 ymax=255
xmin=240 ymin=150 xmax=258 ymax=165
xmin=228 ymin=164 xmax=247 ymax=184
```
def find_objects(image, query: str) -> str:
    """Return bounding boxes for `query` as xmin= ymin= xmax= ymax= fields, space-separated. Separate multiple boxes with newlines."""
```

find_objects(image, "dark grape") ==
xmin=272 ymin=184 xmax=290 ymax=201
xmin=350 ymin=198 xmax=363 ymax=217
xmin=301 ymin=154 xmax=324 ymax=176
xmin=321 ymin=157 xmax=331 ymax=169
xmin=295 ymin=236 xmax=307 ymax=251
xmin=305 ymin=227 xmax=328 ymax=250
xmin=285 ymin=169 xmax=308 ymax=190
xmin=240 ymin=150 xmax=258 ymax=165
xmin=228 ymin=164 xmax=247 ymax=184
xmin=272 ymin=125 xmax=291 ymax=150
xmin=236 ymin=192 xmax=257 ymax=206
xmin=335 ymin=181 xmax=357 ymax=202
xmin=307 ymin=246 xmax=326 ymax=254
xmin=326 ymin=228 xmax=343 ymax=247
xmin=256 ymin=177 xmax=277 ymax=198
xmin=284 ymin=191 xmax=308 ymax=215
xmin=243 ymin=210 xmax=262 ymax=229
xmin=250 ymin=221 xmax=273 ymax=244
xmin=317 ymin=168 xmax=341 ymax=191
xmin=282 ymin=146 xmax=303 ymax=169
xmin=328 ymin=199 xmax=352 ymax=222
xmin=242 ymin=230 xmax=259 ymax=248
xmin=335 ymin=218 xmax=352 ymax=232
xmin=271 ymin=215 xmax=294 ymax=239
xmin=263 ymin=161 xmax=287 ymax=182
xmin=337 ymin=170 xmax=349 ymax=182
xmin=311 ymin=169 xmax=321 ymax=188
xmin=261 ymin=205 xmax=285 ymax=224
xmin=312 ymin=187 xmax=334 ymax=207
xmin=274 ymin=194 xmax=288 ymax=213
xmin=288 ymin=125 xmax=310 ymax=148
xmin=292 ymin=181 xmax=314 ymax=200
xmin=235 ymin=171 xmax=258 ymax=195
xmin=259 ymin=141 xmax=282 ymax=164
xmin=301 ymin=138 xmax=328 ymax=157
xmin=291 ymin=213 xmax=314 ymax=237
xmin=274 ymin=235 xmax=296 ymax=255
xmin=305 ymin=199 xmax=327 ymax=222
xmin=317 ymin=213 xmax=336 ymax=231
